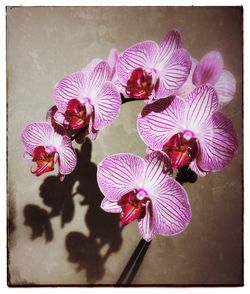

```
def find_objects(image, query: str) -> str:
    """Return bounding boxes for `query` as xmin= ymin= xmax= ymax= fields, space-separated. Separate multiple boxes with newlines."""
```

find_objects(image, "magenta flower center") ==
xmin=126 ymin=68 xmax=158 ymax=99
xmin=163 ymin=131 xmax=199 ymax=169
xmin=64 ymin=99 xmax=90 ymax=130
xmin=118 ymin=189 xmax=151 ymax=225
xmin=32 ymin=145 xmax=57 ymax=176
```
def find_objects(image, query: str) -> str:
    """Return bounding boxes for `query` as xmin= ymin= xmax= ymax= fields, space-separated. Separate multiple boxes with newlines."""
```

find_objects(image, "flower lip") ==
xmin=31 ymin=145 xmax=57 ymax=176
xmin=64 ymin=99 xmax=90 ymax=130
xmin=125 ymin=67 xmax=157 ymax=99
xmin=163 ymin=132 xmax=199 ymax=169
xmin=117 ymin=189 xmax=151 ymax=225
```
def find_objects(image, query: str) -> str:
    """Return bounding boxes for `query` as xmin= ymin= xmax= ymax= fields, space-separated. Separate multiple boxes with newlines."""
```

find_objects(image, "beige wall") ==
xmin=7 ymin=6 xmax=243 ymax=285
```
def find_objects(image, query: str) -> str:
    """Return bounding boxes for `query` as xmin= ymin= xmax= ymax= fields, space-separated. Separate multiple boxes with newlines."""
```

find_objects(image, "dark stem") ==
xmin=116 ymin=239 xmax=151 ymax=286
xmin=116 ymin=239 xmax=149 ymax=286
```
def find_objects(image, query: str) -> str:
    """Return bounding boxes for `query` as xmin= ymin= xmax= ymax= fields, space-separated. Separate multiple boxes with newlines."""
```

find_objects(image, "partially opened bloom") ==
xmin=22 ymin=122 xmax=77 ymax=176
xmin=54 ymin=60 xmax=121 ymax=140
xmin=97 ymin=152 xmax=191 ymax=241
xmin=178 ymin=51 xmax=236 ymax=106
xmin=138 ymin=85 xmax=238 ymax=176
xmin=116 ymin=29 xmax=191 ymax=101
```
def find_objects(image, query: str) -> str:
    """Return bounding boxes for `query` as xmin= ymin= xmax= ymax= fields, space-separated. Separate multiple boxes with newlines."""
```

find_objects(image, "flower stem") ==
xmin=116 ymin=238 xmax=151 ymax=286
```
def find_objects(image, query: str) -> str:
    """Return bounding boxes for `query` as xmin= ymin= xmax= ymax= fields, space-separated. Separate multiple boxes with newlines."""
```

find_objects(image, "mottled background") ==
xmin=7 ymin=6 xmax=243 ymax=285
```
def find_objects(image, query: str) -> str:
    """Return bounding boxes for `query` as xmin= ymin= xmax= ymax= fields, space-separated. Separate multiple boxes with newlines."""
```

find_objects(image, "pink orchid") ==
xmin=137 ymin=85 xmax=238 ymax=176
xmin=178 ymin=51 xmax=236 ymax=106
xmin=116 ymin=29 xmax=191 ymax=101
xmin=22 ymin=122 xmax=77 ymax=176
xmin=97 ymin=151 xmax=191 ymax=241
xmin=54 ymin=60 xmax=121 ymax=140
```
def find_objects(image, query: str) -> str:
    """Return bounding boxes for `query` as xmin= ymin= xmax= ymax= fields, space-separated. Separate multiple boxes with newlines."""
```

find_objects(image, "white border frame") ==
xmin=1 ymin=1 xmax=248 ymax=293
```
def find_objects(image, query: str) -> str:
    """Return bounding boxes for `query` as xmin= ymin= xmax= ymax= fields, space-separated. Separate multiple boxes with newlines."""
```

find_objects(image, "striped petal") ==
xmin=152 ymin=178 xmax=191 ymax=236
xmin=189 ymin=160 xmax=208 ymax=177
xmin=193 ymin=51 xmax=224 ymax=86
xmin=185 ymin=85 xmax=218 ymax=132
xmin=87 ymin=115 xmax=99 ymax=141
xmin=97 ymin=153 xmax=145 ymax=202
xmin=92 ymin=81 xmax=121 ymax=130
xmin=156 ymin=48 xmax=192 ymax=99
xmin=108 ymin=48 xmax=119 ymax=79
xmin=85 ymin=61 xmax=112 ymax=99
xmin=54 ymin=72 xmax=86 ymax=112
xmin=138 ymin=200 xmax=155 ymax=241
xmin=22 ymin=122 xmax=53 ymax=154
xmin=58 ymin=136 xmax=77 ymax=175
xmin=82 ymin=58 xmax=102 ymax=74
xmin=143 ymin=151 xmax=172 ymax=195
xmin=46 ymin=105 xmax=69 ymax=136
xmin=155 ymin=29 xmax=182 ymax=70
xmin=117 ymin=41 xmax=158 ymax=86
xmin=198 ymin=112 xmax=238 ymax=172
xmin=101 ymin=197 xmax=122 ymax=213
xmin=46 ymin=105 xmax=58 ymax=124
xmin=177 ymin=58 xmax=198 ymax=98
xmin=215 ymin=69 xmax=236 ymax=106
xmin=137 ymin=97 xmax=185 ymax=150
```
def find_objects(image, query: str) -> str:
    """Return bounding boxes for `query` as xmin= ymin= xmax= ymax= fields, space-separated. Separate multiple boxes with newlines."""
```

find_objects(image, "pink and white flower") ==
xmin=116 ymin=29 xmax=191 ymax=101
xmin=178 ymin=51 xmax=236 ymax=106
xmin=22 ymin=122 xmax=77 ymax=176
xmin=97 ymin=151 xmax=191 ymax=241
xmin=54 ymin=60 xmax=121 ymax=140
xmin=137 ymin=85 xmax=238 ymax=176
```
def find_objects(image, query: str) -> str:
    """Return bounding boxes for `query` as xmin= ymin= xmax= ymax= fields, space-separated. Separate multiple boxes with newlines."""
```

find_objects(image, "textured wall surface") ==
xmin=7 ymin=6 xmax=243 ymax=285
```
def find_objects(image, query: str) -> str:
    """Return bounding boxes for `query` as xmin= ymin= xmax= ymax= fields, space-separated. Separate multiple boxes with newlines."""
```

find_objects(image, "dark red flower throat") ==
xmin=118 ymin=189 xmax=151 ymax=225
xmin=126 ymin=68 xmax=158 ymax=99
xmin=65 ymin=99 xmax=90 ymax=130
xmin=163 ymin=132 xmax=199 ymax=169
xmin=32 ymin=146 xmax=56 ymax=176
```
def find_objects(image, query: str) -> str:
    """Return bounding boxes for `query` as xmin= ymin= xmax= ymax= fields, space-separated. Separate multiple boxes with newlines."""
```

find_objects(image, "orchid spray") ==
xmin=21 ymin=29 xmax=238 ymax=284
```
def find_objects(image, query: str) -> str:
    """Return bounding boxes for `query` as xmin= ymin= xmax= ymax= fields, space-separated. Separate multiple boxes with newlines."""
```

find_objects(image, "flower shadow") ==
xmin=65 ymin=231 xmax=110 ymax=284
xmin=23 ymin=204 xmax=53 ymax=242
xmin=23 ymin=138 xmax=123 ymax=283
xmin=39 ymin=175 xmax=75 ymax=227
xmin=76 ymin=139 xmax=123 ymax=252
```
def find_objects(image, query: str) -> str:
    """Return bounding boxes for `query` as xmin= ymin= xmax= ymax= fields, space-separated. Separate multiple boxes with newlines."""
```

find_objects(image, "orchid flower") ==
xmin=116 ymin=29 xmax=191 ymax=102
xmin=97 ymin=151 xmax=191 ymax=241
xmin=137 ymin=85 xmax=238 ymax=176
xmin=178 ymin=51 xmax=236 ymax=106
xmin=22 ymin=122 xmax=77 ymax=176
xmin=54 ymin=60 xmax=121 ymax=140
